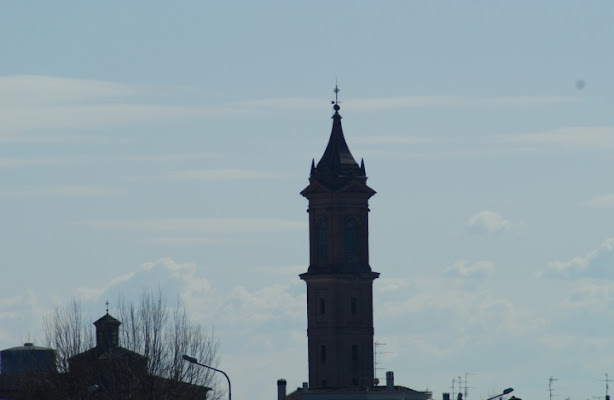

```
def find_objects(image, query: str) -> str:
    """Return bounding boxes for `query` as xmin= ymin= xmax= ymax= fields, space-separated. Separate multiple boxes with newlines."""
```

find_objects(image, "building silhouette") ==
xmin=282 ymin=91 xmax=432 ymax=400
xmin=300 ymin=98 xmax=379 ymax=389
xmin=0 ymin=312 xmax=209 ymax=400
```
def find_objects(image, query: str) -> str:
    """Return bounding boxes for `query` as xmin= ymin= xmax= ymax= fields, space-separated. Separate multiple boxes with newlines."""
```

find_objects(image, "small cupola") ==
xmin=93 ymin=312 xmax=121 ymax=351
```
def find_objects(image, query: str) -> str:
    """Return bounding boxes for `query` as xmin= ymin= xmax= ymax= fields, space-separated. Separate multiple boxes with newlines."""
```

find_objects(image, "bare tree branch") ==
xmin=41 ymin=290 xmax=220 ymax=399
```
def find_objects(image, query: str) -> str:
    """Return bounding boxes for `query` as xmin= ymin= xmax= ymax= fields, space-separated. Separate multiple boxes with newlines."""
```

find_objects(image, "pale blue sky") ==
xmin=2 ymin=2 xmax=614 ymax=400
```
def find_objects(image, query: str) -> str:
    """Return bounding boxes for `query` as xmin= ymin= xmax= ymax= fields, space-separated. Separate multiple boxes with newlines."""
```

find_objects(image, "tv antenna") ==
xmin=602 ymin=373 xmax=612 ymax=400
xmin=463 ymin=372 xmax=475 ymax=400
xmin=451 ymin=378 xmax=456 ymax=400
xmin=374 ymin=341 xmax=390 ymax=383
xmin=549 ymin=377 xmax=559 ymax=400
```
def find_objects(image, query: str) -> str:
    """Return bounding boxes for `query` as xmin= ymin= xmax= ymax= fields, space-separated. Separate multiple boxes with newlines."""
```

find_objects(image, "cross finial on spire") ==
xmin=332 ymin=82 xmax=341 ymax=112
xmin=105 ymin=300 xmax=109 ymax=314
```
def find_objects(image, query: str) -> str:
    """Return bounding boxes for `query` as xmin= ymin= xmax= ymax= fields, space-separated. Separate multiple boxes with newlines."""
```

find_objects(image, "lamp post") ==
xmin=486 ymin=388 xmax=514 ymax=400
xmin=182 ymin=354 xmax=231 ymax=400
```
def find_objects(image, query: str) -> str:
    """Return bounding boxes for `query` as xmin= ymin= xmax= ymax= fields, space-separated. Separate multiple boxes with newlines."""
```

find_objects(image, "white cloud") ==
xmin=218 ymin=283 xmax=305 ymax=325
xmin=0 ymin=291 xmax=47 ymax=344
xmin=445 ymin=260 xmax=494 ymax=279
xmin=76 ymin=272 xmax=136 ymax=300
xmin=73 ymin=257 xmax=303 ymax=329
xmin=166 ymin=169 xmax=283 ymax=181
xmin=467 ymin=210 xmax=512 ymax=233
xmin=542 ymin=238 xmax=614 ymax=279
xmin=583 ymin=193 xmax=614 ymax=208
xmin=76 ymin=257 xmax=212 ymax=305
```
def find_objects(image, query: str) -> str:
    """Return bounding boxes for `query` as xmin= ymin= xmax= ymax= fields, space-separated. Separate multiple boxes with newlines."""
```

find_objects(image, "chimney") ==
xmin=386 ymin=371 xmax=394 ymax=392
xmin=443 ymin=393 xmax=451 ymax=400
xmin=303 ymin=382 xmax=309 ymax=392
xmin=277 ymin=379 xmax=287 ymax=400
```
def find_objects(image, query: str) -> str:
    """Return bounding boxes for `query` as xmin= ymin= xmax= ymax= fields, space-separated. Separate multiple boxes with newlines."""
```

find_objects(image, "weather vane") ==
xmin=332 ymin=81 xmax=341 ymax=112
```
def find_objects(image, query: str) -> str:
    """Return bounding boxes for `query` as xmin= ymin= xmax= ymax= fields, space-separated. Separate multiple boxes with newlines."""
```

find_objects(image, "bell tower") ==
xmin=300 ymin=88 xmax=379 ymax=389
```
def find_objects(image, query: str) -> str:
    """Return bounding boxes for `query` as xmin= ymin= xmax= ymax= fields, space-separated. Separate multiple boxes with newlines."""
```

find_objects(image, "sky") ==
xmin=1 ymin=1 xmax=614 ymax=400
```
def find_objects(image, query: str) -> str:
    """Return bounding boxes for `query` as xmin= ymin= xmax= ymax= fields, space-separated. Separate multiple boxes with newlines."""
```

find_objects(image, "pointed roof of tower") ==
xmin=317 ymin=103 xmax=360 ymax=174
xmin=94 ymin=312 xmax=121 ymax=327
xmin=308 ymin=87 xmax=368 ymax=190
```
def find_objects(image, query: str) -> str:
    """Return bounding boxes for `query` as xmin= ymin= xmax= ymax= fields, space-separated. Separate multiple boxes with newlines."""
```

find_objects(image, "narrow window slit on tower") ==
xmin=317 ymin=218 xmax=328 ymax=260
xmin=345 ymin=218 xmax=359 ymax=262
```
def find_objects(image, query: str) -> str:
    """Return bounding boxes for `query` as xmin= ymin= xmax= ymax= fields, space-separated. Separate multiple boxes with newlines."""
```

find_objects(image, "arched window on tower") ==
xmin=316 ymin=218 xmax=328 ymax=261
xmin=344 ymin=218 xmax=359 ymax=262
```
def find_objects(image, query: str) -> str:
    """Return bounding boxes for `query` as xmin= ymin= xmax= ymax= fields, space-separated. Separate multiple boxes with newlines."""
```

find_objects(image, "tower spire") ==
xmin=309 ymin=85 xmax=367 ymax=188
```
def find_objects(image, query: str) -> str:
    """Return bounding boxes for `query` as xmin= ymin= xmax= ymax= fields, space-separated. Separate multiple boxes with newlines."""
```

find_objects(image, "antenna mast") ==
xmin=374 ymin=341 xmax=389 ymax=383
xmin=602 ymin=373 xmax=612 ymax=400
xmin=463 ymin=372 xmax=475 ymax=400
xmin=451 ymin=378 xmax=456 ymax=400
xmin=549 ymin=377 xmax=559 ymax=400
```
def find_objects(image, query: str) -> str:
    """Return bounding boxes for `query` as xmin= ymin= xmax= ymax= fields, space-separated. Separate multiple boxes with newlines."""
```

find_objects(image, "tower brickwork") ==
xmin=300 ymin=96 xmax=379 ymax=389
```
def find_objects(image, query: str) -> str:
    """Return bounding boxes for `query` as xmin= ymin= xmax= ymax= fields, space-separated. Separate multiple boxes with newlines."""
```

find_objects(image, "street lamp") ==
xmin=486 ymin=388 xmax=514 ymax=400
xmin=182 ymin=354 xmax=231 ymax=400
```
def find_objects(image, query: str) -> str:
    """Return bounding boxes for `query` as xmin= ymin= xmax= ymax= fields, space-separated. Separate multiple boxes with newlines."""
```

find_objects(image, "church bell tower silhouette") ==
xmin=300 ymin=87 xmax=379 ymax=388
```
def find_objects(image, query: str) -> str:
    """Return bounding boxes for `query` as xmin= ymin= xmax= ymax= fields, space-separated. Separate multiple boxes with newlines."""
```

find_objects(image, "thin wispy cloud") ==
xmin=0 ymin=134 xmax=87 ymax=144
xmin=0 ymin=75 xmax=142 ymax=106
xmin=166 ymin=169 xmax=283 ymax=181
xmin=0 ymin=75 xmax=581 ymax=138
xmin=1 ymin=184 xmax=118 ymax=198
xmin=0 ymin=157 xmax=71 ymax=169
xmin=150 ymin=237 xmax=268 ymax=246
xmin=220 ymin=283 xmax=305 ymax=325
xmin=353 ymin=136 xmax=444 ymax=145
xmin=76 ymin=218 xmax=305 ymax=234
xmin=0 ymin=153 xmax=218 ymax=170
xmin=77 ymin=272 xmax=136 ymax=300
xmin=445 ymin=260 xmax=494 ymax=279
xmin=345 ymin=95 xmax=577 ymax=110
xmin=565 ymin=282 xmax=614 ymax=310
xmin=583 ymin=193 xmax=614 ymax=208
xmin=503 ymin=126 xmax=614 ymax=149
xmin=542 ymin=238 xmax=614 ymax=279
xmin=467 ymin=210 xmax=512 ymax=233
